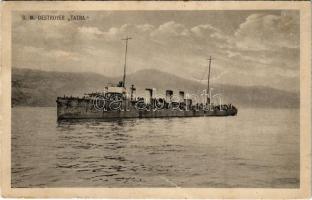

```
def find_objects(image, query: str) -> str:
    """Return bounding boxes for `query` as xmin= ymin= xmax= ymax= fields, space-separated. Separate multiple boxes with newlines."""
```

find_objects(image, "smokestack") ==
xmin=130 ymin=84 xmax=136 ymax=101
xmin=179 ymin=91 xmax=185 ymax=103
xmin=145 ymin=88 xmax=153 ymax=104
xmin=165 ymin=90 xmax=173 ymax=102
xmin=184 ymin=93 xmax=192 ymax=110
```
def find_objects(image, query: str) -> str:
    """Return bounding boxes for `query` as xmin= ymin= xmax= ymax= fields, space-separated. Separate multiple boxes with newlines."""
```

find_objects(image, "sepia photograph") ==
xmin=1 ymin=1 xmax=311 ymax=198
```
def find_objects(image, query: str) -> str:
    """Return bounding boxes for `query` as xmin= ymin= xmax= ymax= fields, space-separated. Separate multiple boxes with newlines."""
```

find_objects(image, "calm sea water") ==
xmin=12 ymin=107 xmax=299 ymax=188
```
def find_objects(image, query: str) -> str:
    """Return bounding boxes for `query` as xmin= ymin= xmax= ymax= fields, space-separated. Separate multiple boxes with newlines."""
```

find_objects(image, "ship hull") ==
xmin=56 ymin=97 xmax=237 ymax=120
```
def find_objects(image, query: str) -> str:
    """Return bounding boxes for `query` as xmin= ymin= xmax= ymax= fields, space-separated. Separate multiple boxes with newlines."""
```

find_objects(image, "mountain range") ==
xmin=12 ymin=68 xmax=299 ymax=108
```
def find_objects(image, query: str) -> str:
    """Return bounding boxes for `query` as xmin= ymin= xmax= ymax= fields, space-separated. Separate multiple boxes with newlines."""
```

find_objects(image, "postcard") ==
xmin=0 ymin=1 xmax=311 ymax=198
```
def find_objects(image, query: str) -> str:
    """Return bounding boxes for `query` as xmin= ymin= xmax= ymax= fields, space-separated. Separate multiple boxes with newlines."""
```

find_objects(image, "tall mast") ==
xmin=121 ymin=36 xmax=132 ymax=88
xmin=207 ymin=56 xmax=212 ymax=104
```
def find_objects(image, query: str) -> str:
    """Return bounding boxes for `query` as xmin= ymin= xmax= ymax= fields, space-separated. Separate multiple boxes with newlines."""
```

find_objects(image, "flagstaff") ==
xmin=207 ymin=56 xmax=212 ymax=104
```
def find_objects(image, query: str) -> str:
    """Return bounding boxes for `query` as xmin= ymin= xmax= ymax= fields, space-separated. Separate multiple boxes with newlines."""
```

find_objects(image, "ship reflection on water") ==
xmin=55 ymin=117 xmax=189 ymax=187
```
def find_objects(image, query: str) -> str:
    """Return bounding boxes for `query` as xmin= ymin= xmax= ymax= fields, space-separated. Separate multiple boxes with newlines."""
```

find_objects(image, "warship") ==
xmin=56 ymin=37 xmax=237 ymax=120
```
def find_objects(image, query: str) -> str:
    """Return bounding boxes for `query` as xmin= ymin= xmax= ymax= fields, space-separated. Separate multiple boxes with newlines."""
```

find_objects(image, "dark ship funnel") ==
xmin=179 ymin=91 xmax=185 ymax=103
xmin=165 ymin=90 xmax=173 ymax=103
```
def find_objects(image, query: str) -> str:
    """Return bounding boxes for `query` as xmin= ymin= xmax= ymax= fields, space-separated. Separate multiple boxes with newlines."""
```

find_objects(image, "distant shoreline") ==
xmin=12 ymin=68 xmax=300 ymax=109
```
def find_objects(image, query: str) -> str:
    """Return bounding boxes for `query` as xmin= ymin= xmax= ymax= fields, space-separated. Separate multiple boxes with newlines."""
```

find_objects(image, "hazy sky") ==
xmin=12 ymin=10 xmax=299 ymax=92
